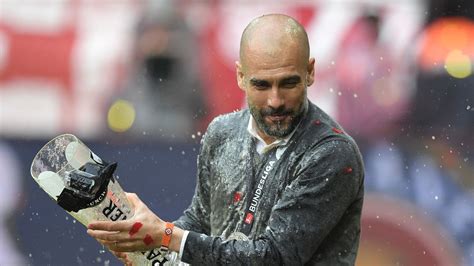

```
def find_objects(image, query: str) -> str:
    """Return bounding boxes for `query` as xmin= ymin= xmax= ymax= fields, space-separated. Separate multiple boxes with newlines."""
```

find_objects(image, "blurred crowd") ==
xmin=0 ymin=0 xmax=473 ymax=265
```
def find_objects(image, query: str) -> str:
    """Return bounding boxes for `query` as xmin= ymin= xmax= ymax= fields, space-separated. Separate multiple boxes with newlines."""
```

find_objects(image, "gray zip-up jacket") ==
xmin=174 ymin=101 xmax=364 ymax=265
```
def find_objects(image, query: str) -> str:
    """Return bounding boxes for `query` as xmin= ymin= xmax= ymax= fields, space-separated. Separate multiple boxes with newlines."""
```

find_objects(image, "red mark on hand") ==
xmin=233 ymin=192 xmax=242 ymax=203
xmin=143 ymin=234 xmax=154 ymax=246
xmin=244 ymin=213 xmax=254 ymax=224
xmin=129 ymin=222 xmax=143 ymax=236
xmin=344 ymin=167 xmax=353 ymax=174
xmin=332 ymin=127 xmax=343 ymax=134
xmin=313 ymin=119 xmax=321 ymax=125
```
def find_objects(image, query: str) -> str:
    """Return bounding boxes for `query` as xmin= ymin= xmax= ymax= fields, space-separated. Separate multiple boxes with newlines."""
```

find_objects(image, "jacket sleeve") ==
xmin=180 ymin=139 xmax=364 ymax=265
xmin=173 ymin=126 xmax=214 ymax=234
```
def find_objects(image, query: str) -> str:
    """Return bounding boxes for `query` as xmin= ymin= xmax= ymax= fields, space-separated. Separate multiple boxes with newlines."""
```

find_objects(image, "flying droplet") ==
xmin=444 ymin=50 xmax=472 ymax=79
xmin=107 ymin=99 xmax=136 ymax=132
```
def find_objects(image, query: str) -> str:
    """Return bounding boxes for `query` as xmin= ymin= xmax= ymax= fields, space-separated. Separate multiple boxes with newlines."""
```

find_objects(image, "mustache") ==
xmin=260 ymin=106 xmax=293 ymax=116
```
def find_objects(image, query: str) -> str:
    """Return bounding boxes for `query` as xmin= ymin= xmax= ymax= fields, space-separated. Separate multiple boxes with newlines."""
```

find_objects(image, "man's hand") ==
xmin=111 ymin=251 xmax=132 ymax=266
xmin=87 ymin=193 xmax=164 ymax=252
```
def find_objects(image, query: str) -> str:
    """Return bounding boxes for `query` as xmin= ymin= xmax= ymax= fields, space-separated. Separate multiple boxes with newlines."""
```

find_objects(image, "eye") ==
xmin=281 ymin=82 xmax=298 ymax=89
xmin=280 ymin=76 xmax=301 ymax=89
xmin=254 ymin=83 xmax=269 ymax=90
xmin=250 ymin=80 xmax=270 ymax=90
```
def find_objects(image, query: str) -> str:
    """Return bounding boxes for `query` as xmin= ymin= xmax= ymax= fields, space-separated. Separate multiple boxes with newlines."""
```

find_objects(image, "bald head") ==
xmin=239 ymin=14 xmax=310 ymax=66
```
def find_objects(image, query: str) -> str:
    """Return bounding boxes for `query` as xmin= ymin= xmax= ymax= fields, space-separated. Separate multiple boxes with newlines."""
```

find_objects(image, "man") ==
xmin=88 ymin=14 xmax=364 ymax=265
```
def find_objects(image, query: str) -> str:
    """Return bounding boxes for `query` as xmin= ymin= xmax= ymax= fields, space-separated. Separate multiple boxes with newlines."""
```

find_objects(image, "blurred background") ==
xmin=0 ymin=0 xmax=473 ymax=265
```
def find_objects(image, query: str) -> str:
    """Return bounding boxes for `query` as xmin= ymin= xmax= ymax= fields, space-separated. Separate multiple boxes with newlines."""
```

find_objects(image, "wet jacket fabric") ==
xmin=174 ymin=101 xmax=365 ymax=265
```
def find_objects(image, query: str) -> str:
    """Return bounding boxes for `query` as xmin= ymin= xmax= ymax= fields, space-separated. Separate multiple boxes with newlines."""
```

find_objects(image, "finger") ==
xmin=88 ymin=229 xmax=132 ymax=242
xmin=125 ymin=192 xmax=138 ymax=200
xmin=99 ymin=239 xmax=116 ymax=246
xmin=104 ymin=241 xmax=120 ymax=252
xmin=88 ymin=220 xmax=130 ymax=231
xmin=116 ymin=252 xmax=134 ymax=266
xmin=113 ymin=251 xmax=128 ymax=260
xmin=112 ymin=250 xmax=131 ymax=265
xmin=108 ymin=240 xmax=143 ymax=253
xmin=125 ymin=192 xmax=141 ymax=209
xmin=123 ymin=258 xmax=133 ymax=266
xmin=100 ymin=239 xmax=136 ymax=249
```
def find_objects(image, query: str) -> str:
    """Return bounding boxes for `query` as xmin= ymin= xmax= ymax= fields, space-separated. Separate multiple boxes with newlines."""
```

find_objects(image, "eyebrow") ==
xmin=249 ymin=75 xmax=302 ymax=85
xmin=249 ymin=78 xmax=270 ymax=87
xmin=279 ymin=75 xmax=301 ymax=85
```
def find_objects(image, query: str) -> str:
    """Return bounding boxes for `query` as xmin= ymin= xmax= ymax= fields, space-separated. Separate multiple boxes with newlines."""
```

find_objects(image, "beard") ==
xmin=249 ymin=99 xmax=306 ymax=138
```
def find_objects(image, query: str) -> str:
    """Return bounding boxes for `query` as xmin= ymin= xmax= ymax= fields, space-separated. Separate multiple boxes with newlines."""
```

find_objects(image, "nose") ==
xmin=267 ymin=87 xmax=284 ymax=109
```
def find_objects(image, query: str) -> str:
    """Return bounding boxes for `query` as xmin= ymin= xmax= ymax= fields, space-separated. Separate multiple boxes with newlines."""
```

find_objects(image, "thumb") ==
xmin=125 ymin=192 xmax=142 ymax=210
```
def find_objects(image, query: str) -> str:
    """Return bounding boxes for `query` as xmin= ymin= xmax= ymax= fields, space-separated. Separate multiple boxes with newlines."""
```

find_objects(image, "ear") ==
xmin=306 ymin=57 xmax=315 ymax=87
xmin=236 ymin=61 xmax=245 ymax=91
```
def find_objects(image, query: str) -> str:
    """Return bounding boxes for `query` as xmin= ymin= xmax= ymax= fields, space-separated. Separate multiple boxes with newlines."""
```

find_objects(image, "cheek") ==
xmin=285 ymin=89 xmax=306 ymax=107
xmin=247 ymin=91 xmax=267 ymax=106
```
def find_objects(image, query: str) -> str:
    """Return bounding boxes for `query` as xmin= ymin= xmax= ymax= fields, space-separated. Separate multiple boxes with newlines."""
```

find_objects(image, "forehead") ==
xmin=242 ymin=46 xmax=306 ymax=80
